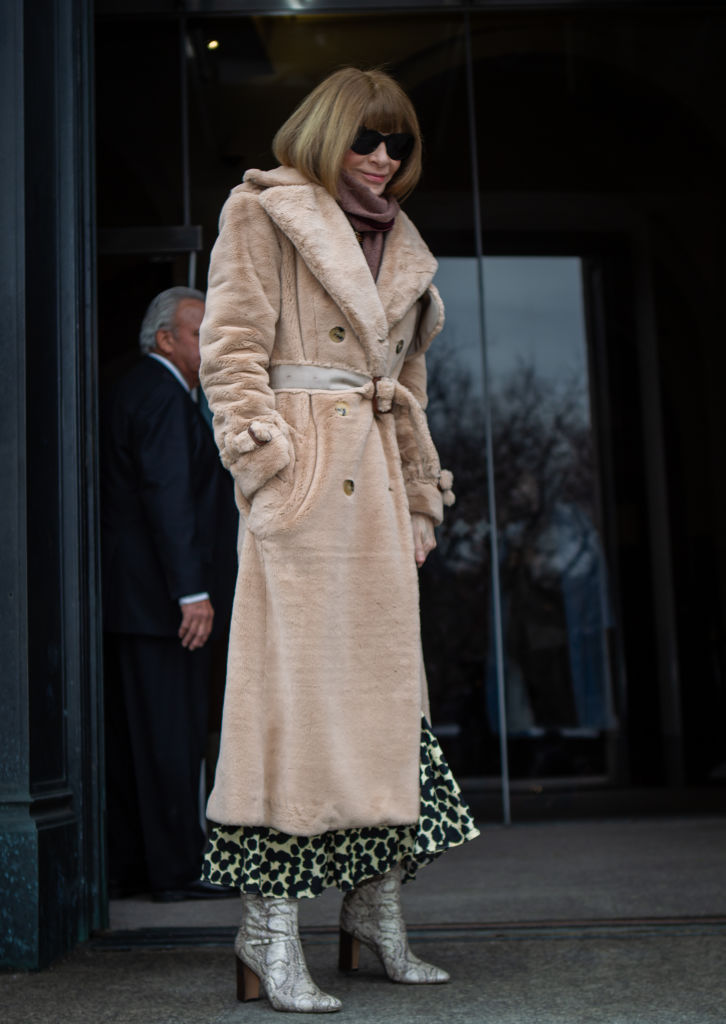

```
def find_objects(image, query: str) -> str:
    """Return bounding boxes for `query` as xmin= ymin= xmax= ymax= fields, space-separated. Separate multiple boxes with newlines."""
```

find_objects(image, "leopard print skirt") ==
xmin=202 ymin=719 xmax=479 ymax=899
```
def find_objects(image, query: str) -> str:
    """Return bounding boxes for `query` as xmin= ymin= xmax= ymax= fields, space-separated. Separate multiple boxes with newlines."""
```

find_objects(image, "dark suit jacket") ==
xmin=101 ymin=355 xmax=237 ymax=637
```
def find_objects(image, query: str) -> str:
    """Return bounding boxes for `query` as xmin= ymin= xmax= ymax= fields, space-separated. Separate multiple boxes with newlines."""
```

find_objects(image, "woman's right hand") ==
xmin=411 ymin=513 xmax=436 ymax=568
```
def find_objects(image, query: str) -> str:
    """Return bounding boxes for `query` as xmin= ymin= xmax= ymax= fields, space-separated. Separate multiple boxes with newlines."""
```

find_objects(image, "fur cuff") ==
xmin=405 ymin=478 xmax=445 ymax=525
xmin=221 ymin=420 xmax=292 ymax=500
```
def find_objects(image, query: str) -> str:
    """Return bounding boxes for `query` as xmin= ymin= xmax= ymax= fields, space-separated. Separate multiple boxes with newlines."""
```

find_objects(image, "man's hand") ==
xmin=178 ymin=598 xmax=214 ymax=650
xmin=411 ymin=513 xmax=436 ymax=568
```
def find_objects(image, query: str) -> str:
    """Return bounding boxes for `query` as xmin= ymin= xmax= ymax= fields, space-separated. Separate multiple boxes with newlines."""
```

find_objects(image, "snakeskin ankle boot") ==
xmin=235 ymin=894 xmax=342 ymax=1013
xmin=338 ymin=865 xmax=449 ymax=984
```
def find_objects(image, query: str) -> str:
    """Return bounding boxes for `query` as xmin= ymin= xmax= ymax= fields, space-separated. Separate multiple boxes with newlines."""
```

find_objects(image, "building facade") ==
xmin=2 ymin=0 xmax=725 ymax=968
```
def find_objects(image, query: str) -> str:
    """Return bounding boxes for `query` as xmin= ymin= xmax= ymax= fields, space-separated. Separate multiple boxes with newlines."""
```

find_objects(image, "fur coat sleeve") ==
xmin=200 ymin=186 xmax=293 ymax=501
xmin=395 ymin=295 xmax=448 ymax=522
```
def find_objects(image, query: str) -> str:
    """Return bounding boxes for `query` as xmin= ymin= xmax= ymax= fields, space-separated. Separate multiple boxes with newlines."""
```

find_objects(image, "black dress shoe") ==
xmin=152 ymin=878 xmax=236 ymax=902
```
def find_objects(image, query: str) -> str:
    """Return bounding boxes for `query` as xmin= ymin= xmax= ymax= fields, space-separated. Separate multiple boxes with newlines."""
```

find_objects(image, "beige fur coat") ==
xmin=200 ymin=166 xmax=450 ymax=835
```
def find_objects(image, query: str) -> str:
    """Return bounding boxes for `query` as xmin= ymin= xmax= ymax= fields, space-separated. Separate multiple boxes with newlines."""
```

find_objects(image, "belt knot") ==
xmin=371 ymin=376 xmax=396 ymax=414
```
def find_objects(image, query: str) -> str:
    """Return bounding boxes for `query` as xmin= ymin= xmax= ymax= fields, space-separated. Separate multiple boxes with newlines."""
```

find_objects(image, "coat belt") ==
xmin=268 ymin=363 xmax=454 ymax=504
xmin=268 ymin=364 xmax=370 ymax=391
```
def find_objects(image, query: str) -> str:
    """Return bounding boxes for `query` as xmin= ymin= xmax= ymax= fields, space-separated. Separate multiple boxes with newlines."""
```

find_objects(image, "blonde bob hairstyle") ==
xmin=272 ymin=67 xmax=422 ymax=201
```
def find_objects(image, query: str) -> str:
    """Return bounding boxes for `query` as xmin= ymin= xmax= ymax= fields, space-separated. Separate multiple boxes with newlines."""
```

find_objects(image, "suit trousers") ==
xmin=105 ymin=632 xmax=211 ymax=893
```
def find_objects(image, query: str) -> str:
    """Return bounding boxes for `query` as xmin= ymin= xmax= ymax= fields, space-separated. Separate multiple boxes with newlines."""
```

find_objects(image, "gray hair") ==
xmin=139 ymin=286 xmax=205 ymax=353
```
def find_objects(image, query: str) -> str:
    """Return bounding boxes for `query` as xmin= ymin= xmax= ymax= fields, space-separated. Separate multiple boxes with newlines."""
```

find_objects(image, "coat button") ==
xmin=329 ymin=326 xmax=345 ymax=343
xmin=343 ymin=479 xmax=355 ymax=496
xmin=395 ymin=339 xmax=404 ymax=354
xmin=334 ymin=401 xmax=349 ymax=417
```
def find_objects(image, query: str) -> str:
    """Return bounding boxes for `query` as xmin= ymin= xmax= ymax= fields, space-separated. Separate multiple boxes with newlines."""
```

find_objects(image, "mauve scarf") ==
xmin=337 ymin=171 xmax=399 ymax=280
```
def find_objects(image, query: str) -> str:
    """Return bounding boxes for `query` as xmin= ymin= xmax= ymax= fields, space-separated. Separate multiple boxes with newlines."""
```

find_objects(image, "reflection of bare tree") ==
xmin=420 ymin=347 xmax=493 ymax=773
xmin=421 ymin=349 xmax=602 ymax=768
xmin=425 ymin=346 xmax=489 ymax=572
xmin=426 ymin=348 xmax=594 ymax=557
xmin=491 ymin=359 xmax=593 ymax=528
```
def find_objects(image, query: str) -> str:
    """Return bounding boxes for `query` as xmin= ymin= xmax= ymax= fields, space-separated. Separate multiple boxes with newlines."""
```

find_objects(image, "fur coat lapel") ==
xmin=246 ymin=167 xmax=438 ymax=370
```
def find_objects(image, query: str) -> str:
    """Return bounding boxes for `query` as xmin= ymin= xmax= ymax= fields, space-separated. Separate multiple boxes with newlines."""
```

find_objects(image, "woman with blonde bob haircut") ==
xmin=199 ymin=66 xmax=478 ymax=1014
xmin=272 ymin=66 xmax=423 ymax=200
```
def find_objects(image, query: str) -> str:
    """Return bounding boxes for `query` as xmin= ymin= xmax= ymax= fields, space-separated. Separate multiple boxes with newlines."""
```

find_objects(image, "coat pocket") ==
xmin=245 ymin=394 xmax=317 ymax=539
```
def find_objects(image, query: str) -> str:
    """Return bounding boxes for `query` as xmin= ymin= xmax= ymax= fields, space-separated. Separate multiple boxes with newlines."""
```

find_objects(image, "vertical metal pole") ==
xmin=178 ymin=16 xmax=195 ymax=288
xmin=464 ymin=15 xmax=511 ymax=825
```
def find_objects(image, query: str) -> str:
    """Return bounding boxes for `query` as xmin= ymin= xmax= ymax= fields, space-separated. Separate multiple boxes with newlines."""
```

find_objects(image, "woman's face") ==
xmin=342 ymin=139 xmax=401 ymax=196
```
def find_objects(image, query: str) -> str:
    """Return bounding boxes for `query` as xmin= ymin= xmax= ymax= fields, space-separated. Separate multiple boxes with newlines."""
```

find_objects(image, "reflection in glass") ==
xmin=484 ymin=258 xmax=617 ymax=776
xmin=422 ymin=258 xmax=494 ymax=777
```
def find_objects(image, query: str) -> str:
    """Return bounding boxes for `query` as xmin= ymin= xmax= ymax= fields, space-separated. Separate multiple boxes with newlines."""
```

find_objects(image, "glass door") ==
xmin=483 ymin=256 xmax=618 ymax=780
xmin=422 ymin=255 xmax=622 ymax=791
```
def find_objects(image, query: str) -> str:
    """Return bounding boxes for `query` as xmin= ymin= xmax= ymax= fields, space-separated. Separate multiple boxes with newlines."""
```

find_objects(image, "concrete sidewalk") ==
xmin=2 ymin=817 xmax=726 ymax=1023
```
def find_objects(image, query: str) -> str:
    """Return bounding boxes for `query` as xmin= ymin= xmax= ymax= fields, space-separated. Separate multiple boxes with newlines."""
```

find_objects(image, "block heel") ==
xmin=236 ymin=953 xmax=261 ymax=1002
xmin=338 ymin=928 xmax=360 ymax=972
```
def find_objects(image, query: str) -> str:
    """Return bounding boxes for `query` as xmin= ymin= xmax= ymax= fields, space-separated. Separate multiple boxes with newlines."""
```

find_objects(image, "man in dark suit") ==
xmin=101 ymin=287 xmax=237 ymax=901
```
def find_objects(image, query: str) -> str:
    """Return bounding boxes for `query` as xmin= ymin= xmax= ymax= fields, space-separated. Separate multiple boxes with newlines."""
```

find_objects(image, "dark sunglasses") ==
xmin=350 ymin=127 xmax=415 ymax=162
